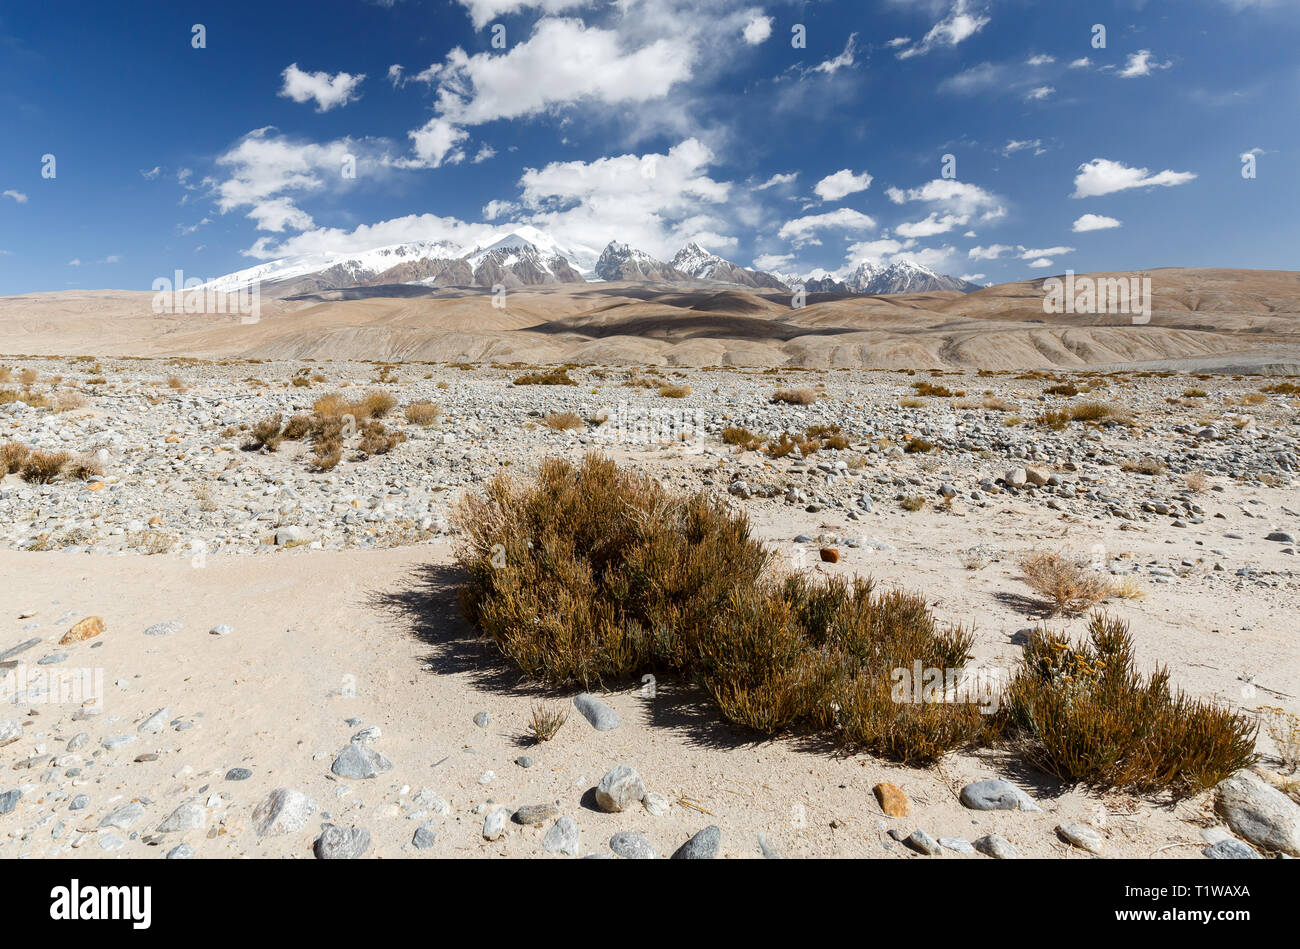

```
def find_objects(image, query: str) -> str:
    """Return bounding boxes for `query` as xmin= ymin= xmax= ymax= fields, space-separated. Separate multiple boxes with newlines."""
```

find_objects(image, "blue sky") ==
xmin=1 ymin=0 xmax=1297 ymax=295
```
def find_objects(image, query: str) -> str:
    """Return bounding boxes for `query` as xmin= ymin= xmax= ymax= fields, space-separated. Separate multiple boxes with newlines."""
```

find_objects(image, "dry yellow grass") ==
xmin=1019 ymin=551 xmax=1113 ymax=615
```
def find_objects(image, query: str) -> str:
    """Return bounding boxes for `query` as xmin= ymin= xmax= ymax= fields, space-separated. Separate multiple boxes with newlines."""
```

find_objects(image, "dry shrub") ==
xmin=0 ymin=367 xmax=10 ymax=383
xmin=1184 ymin=470 xmax=1210 ymax=493
xmin=998 ymin=614 xmax=1256 ymax=796
xmin=310 ymin=444 xmax=342 ymax=472
xmin=981 ymin=396 xmax=1014 ymax=412
xmin=901 ymin=495 xmax=926 ymax=512
xmin=514 ymin=369 xmax=577 ymax=386
xmin=1 ymin=441 xmax=31 ymax=475
xmin=358 ymin=420 xmax=404 ymax=456
xmin=1260 ymin=707 xmax=1300 ymax=772
xmin=64 ymin=453 xmax=104 ymax=481
xmin=248 ymin=414 xmax=284 ymax=451
xmin=404 ymin=402 xmax=442 ymax=426
xmin=771 ymin=388 xmax=817 ymax=405
xmin=765 ymin=434 xmax=797 ymax=458
xmin=54 ymin=391 xmax=88 ymax=413
xmin=21 ymin=450 xmax=69 ymax=483
xmin=166 ymin=375 xmax=186 ymax=391
xmin=1121 ymin=457 xmax=1166 ymax=476
xmin=528 ymin=703 xmax=568 ymax=743
xmin=543 ymin=411 xmax=584 ymax=431
xmin=1019 ymin=551 xmax=1112 ymax=615
xmin=658 ymin=383 xmax=691 ymax=399
xmin=1240 ymin=392 xmax=1268 ymax=405
xmin=904 ymin=437 xmax=935 ymax=454
xmin=721 ymin=426 xmax=760 ymax=448
xmin=19 ymin=368 xmax=37 ymax=386
xmin=453 ymin=454 xmax=986 ymax=762
xmin=281 ymin=413 xmax=314 ymax=440
xmin=1045 ymin=383 xmax=1079 ymax=397
xmin=912 ymin=381 xmax=954 ymax=398
xmin=1261 ymin=382 xmax=1300 ymax=395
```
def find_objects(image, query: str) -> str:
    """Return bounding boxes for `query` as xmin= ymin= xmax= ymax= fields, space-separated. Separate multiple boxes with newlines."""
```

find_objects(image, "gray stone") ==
xmin=974 ymin=834 xmax=1018 ymax=859
xmin=350 ymin=726 xmax=381 ymax=744
xmin=331 ymin=742 xmax=394 ymax=779
xmin=939 ymin=836 xmax=975 ymax=854
xmin=0 ymin=789 xmax=21 ymax=815
xmin=1215 ymin=771 xmax=1300 ymax=856
xmin=483 ymin=807 xmax=509 ymax=841
xmin=166 ymin=843 xmax=195 ymax=859
xmin=595 ymin=765 xmax=646 ymax=813
xmin=0 ymin=638 xmax=41 ymax=661
xmin=1056 ymin=823 xmax=1104 ymax=855
xmin=99 ymin=802 xmax=145 ymax=830
xmin=573 ymin=693 xmax=621 ymax=731
xmin=225 ymin=768 xmax=253 ymax=781
xmin=412 ymin=822 xmax=438 ymax=850
xmin=513 ymin=803 xmax=560 ymax=826
xmin=671 ymin=825 xmax=721 ymax=859
xmin=756 ymin=831 xmax=782 ymax=859
xmin=252 ymin=788 xmax=317 ymax=837
xmin=904 ymin=829 xmax=943 ymax=855
xmin=138 ymin=707 xmax=171 ymax=734
xmin=1266 ymin=532 xmax=1296 ymax=544
xmin=0 ymin=720 xmax=21 ymax=747
xmin=1203 ymin=839 xmax=1262 ymax=860
xmin=209 ymin=624 xmax=233 ymax=636
xmin=542 ymin=817 xmax=580 ymax=856
xmin=314 ymin=824 xmax=371 ymax=859
xmin=69 ymin=794 xmax=89 ymax=811
xmin=609 ymin=831 xmax=657 ymax=859
xmin=473 ymin=711 xmax=490 ymax=728
xmin=143 ymin=620 xmax=182 ymax=637
xmin=102 ymin=735 xmax=138 ymax=751
xmin=67 ymin=732 xmax=89 ymax=751
xmin=156 ymin=803 xmax=205 ymax=833
xmin=642 ymin=792 xmax=670 ymax=817
xmin=98 ymin=833 xmax=126 ymax=852
xmin=959 ymin=779 xmax=1041 ymax=812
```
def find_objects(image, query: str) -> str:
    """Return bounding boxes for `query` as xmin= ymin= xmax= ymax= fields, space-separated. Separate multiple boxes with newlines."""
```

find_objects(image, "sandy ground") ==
xmin=3 ymin=476 xmax=1295 ymax=859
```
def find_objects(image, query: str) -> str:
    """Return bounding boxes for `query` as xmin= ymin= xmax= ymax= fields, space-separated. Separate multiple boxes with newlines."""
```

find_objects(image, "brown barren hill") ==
xmin=2 ymin=269 xmax=1298 ymax=371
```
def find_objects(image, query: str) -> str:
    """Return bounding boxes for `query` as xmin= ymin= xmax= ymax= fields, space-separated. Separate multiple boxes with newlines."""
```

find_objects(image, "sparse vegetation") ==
xmin=514 ymin=368 xmax=577 ymax=386
xmin=404 ymin=402 xmax=442 ymax=426
xmin=20 ymin=450 xmax=70 ymax=484
xmin=454 ymin=454 xmax=987 ymax=762
xmin=527 ymin=703 xmax=568 ymax=743
xmin=0 ymin=441 xmax=31 ymax=476
xmin=771 ymin=387 xmax=817 ymax=405
xmin=543 ymin=411 xmax=584 ymax=431
xmin=999 ymin=614 xmax=1257 ymax=796
xmin=1019 ymin=551 xmax=1112 ymax=615
xmin=657 ymin=383 xmax=691 ymax=398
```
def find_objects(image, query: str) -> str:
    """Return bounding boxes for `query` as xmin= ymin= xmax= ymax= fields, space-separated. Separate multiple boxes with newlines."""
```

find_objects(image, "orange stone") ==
xmin=165 ymin=435 xmax=180 ymax=444
xmin=60 ymin=616 xmax=105 ymax=645
xmin=148 ymin=516 xmax=163 ymax=527
xmin=819 ymin=547 xmax=840 ymax=564
xmin=873 ymin=782 xmax=911 ymax=817
xmin=86 ymin=481 xmax=105 ymax=492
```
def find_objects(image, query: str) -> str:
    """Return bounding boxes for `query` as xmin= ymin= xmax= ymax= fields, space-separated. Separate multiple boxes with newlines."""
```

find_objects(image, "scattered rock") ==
xmin=412 ymin=822 xmax=439 ymax=850
xmin=0 ymin=789 xmax=21 ymax=815
xmin=1056 ymin=823 xmax=1104 ymax=855
xmin=314 ymin=824 xmax=371 ymax=859
xmin=513 ymin=803 xmax=560 ymax=826
xmin=156 ymin=803 xmax=205 ymax=834
xmin=166 ymin=843 xmax=195 ymax=859
xmin=1203 ymin=839 xmax=1262 ymax=860
xmin=573 ymin=693 xmax=621 ymax=731
xmin=595 ymin=765 xmax=646 ymax=813
xmin=905 ymin=829 xmax=943 ymax=856
xmin=609 ymin=831 xmax=656 ymax=859
xmin=225 ymin=768 xmax=253 ymax=782
xmin=1215 ymin=771 xmax=1300 ymax=856
xmin=819 ymin=547 xmax=840 ymax=563
xmin=0 ymin=720 xmax=21 ymax=748
xmin=252 ymin=788 xmax=317 ymax=837
xmin=873 ymin=782 xmax=911 ymax=817
xmin=542 ymin=817 xmax=580 ymax=856
xmin=60 ymin=616 xmax=104 ymax=645
xmin=672 ymin=825 xmax=721 ymax=859
xmin=99 ymin=802 xmax=145 ymax=830
xmin=138 ymin=707 xmax=171 ymax=734
xmin=331 ymin=743 xmax=394 ymax=780
xmin=939 ymin=837 xmax=975 ymax=854
xmin=483 ymin=807 xmax=509 ymax=841
xmin=143 ymin=619 xmax=182 ymax=637
xmin=974 ymin=834 xmax=1018 ymax=859
xmin=959 ymin=779 xmax=1041 ymax=812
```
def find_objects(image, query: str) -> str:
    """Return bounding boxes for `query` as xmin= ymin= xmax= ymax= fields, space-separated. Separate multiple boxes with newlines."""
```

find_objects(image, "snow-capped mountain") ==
xmin=671 ymin=242 xmax=790 ymax=291
xmin=197 ymin=227 xmax=978 ymax=301
xmin=593 ymin=242 xmax=690 ymax=282
xmin=782 ymin=260 xmax=981 ymax=295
